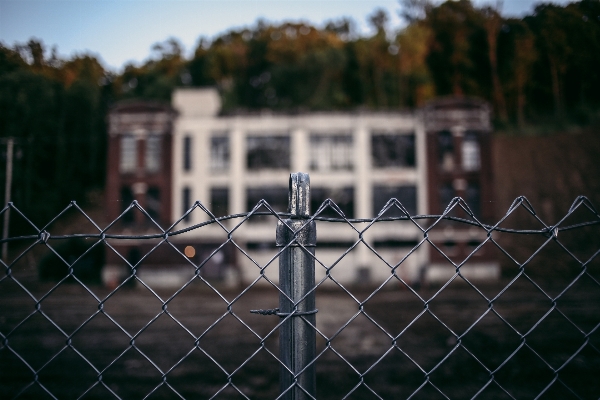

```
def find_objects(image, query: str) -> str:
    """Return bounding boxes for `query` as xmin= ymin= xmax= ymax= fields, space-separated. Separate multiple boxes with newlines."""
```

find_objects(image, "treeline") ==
xmin=0 ymin=42 xmax=110 ymax=229
xmin=115 ymin=0 xmax=600 ymax=124
xmin=1 ymin=0 xmax=599 ymax=228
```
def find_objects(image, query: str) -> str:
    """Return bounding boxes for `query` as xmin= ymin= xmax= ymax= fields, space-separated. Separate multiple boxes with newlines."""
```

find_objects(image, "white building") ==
xmin=105 ymin=88 xmax=499 ymax=288
xmin=171 ymin=89 xmax=427 ymax=283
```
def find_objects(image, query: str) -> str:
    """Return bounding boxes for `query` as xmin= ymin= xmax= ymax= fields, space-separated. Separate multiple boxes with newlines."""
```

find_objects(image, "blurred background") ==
xmin=0 ymin=0 xmax=599 ymax=231
xmin=1 ymin=1 xmax=600 ymax=398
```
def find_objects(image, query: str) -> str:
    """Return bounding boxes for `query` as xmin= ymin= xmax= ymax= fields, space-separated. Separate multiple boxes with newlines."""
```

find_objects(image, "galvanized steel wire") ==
xmin=0 ymin=194 xmax=599 ymax=399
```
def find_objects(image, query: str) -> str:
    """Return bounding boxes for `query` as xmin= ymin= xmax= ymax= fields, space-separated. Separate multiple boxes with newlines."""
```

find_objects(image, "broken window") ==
xmin=309 ymin=134 xmax=353 ymax=171
xmin=211 ymin=134 xmax=230 ymax=171
xmin=371 ymin=133 xmax=415 ymax=168
xmin=246 ymin=135 xmax=290 ymax=170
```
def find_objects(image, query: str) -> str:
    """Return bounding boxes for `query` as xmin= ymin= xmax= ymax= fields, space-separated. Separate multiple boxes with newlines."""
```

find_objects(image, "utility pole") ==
xmin=3 ymin=137 xmax=14 ymax=262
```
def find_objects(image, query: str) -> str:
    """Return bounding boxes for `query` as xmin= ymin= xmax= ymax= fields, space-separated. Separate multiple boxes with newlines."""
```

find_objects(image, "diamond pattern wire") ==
xmin=0 ymin=195 xmax=599 ymax=399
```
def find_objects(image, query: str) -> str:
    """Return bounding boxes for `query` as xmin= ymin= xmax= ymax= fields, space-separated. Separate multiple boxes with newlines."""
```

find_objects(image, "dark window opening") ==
xmin=246 ymin=187 xmax=288 ymax=222
xmin=127 ymin=247 xmax=142 ymax=268
xmin=467 ymin=239 xmax=482 ymax=253
xmin=439 ymin=183 xmax=455 ymax=214
xmin=146 ymin=187 xmax=160 ymax=222
xmin=120 ymin=186 xmax=134 ymax=224
xmin=311 ymin=187 xmax=354 ymax=218
xmin=442 ymin=240 xmax=457 ymax=255
xmin=210 ymin=188 xmax=229 ymax=218
xmin=182 ymin=187 xmax=191 ymax=222
xmin=183 ymin=135 xmax=192 ymax=172
xmin=466 ymin=182 xmax=481 ymax=218
xmin=373 ymin=185 xmax=417 ymax=217
xmin=437 ymin=130 xmax=454 ymax=172
xmin=371 ymin=133 xmax=415 ymax=168
xmin=247 ymin=135 xmax=290 ymax=170
xmin=373 ymin=239 xmax=419 ymax=249
xmin=247 ymin=242 xmax=278 ymax=251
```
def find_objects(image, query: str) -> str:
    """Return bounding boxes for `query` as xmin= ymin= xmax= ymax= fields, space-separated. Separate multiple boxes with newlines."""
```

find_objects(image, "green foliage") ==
xmin=169 ymin=0 xmax=600 ymax=119
xmin=0 ymin=41 xmax=109 ymax=230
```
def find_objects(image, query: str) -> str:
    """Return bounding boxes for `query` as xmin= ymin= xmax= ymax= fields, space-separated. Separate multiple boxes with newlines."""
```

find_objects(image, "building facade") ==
xmin=422 ymin=98 xmax=497 ymax=281
xmin=104 ymin=101 xmax=177 ymax=288
xmin=105 ymin=88 xmax=498 ymax=288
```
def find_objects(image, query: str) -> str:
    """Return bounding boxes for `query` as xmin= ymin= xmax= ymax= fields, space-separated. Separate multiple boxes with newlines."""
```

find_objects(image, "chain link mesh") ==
xmin=1 ymin=195 xmax=599 ymax=399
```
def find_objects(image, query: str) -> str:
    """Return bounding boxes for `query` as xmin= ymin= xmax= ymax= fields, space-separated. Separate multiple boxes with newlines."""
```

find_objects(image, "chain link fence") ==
xmin=1 ymin=173 xmax=599 ymax=399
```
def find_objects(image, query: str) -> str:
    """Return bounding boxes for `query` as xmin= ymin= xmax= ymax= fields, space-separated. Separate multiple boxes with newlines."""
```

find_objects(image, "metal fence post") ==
xmin=276 ymin=172 xmax=317 ymax=399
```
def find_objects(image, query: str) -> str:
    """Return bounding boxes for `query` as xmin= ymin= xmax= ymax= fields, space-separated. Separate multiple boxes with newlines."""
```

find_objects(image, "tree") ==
xmin=0 ymin=40 xmax=109 ymax=229
xmin=399 ymin=0 xmax=433 ymax=23
xmin=424 ymin=0 xmax=488 ymax=97
xmin=481 ymin=5 xmax=508 ymax=122
xmin=396 ymin=22 xmax=435 ymax=106
xmin=498 ymin=19 xmax=537 ymax=126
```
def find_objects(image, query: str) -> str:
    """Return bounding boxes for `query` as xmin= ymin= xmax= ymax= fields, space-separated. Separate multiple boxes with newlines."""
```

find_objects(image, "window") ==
xmin=371 ymin=133 xmax=415 ymax=168
xmin=211 ymin=134 xmax=229 ymax=171
xmin=120 ymin=135 xmax=137 ymax=173
xmin=442 ymin=240 xmax=458 ymax=256
xmin=146 ymin=187 xmax=161 ymax=222
xmin=437 ymin=130 xmax=454 ymax=172
xmin=127 ymin=247 xmax=142 ymax=271
xmin=309 ymin=134 xmax=353 ymax=171
xmin=247 ymin=135 xmax=290 ymax=170
xmin=210 ymin=188 xmax=229 ymax=218
xmin=183 ymin=135 xmax=192 ymax=172
xmin=182 ymin=187 xmax=192 ymax=222
xmin=120 ymin=186 xmax=134 ymax=224
xmin=311 ymin=187 xmax=354 ymax=218
xmin=439 ymin=180 xmax=479 ymax=217
xmin=466 ymin=182 xmax=481 ymax=218
xmin=145 ymin=135 xmax=161 ymax=173
xmin=462 ymin=131 xmax=480 ymax=171
xmin=246 ymin=187 xmax=288 ymax=222
xmin=372 ymin=185 xmax=417 ymax=216
xmin=439 ymin=183 xmax=455 ymax=213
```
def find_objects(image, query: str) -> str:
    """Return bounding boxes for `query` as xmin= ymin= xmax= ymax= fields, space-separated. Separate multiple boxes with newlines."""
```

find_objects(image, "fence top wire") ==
xmin=1 ymin=195 xmax=598 ymax=244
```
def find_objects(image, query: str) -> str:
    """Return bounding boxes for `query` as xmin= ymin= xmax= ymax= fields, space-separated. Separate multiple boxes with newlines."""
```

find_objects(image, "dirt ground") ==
xmin=1 ymin=274 xmax=599 ymax=400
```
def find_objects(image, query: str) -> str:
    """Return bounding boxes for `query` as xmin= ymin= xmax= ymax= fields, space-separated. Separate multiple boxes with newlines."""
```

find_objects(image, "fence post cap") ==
xmin=288 ymin=172 xmax=310 ymax=218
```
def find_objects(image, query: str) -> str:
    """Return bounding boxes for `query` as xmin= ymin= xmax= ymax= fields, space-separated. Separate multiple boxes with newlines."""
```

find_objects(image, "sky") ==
xmin=0 ymin=0 xmax=574 ymax=72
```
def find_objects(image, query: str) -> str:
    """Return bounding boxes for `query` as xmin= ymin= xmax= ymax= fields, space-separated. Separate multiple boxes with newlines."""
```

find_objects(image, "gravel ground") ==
xmin=1 ymin=276 xmax=599 ymax=400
